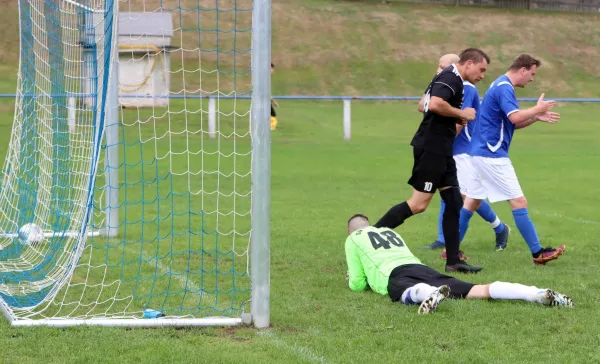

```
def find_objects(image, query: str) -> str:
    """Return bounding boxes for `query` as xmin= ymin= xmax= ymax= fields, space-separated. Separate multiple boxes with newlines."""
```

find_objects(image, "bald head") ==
xmin=437 ymin=54 xmax=460 ymax=73
xmin=348 ymin=214 xmax=370 ymax=235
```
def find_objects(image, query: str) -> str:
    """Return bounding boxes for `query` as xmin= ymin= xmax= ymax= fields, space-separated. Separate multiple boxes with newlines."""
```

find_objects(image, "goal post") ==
xmin=250 ymin=0 xmax=272 ymax=329
xmin=0 ymin=0 xmax=271 ymax=328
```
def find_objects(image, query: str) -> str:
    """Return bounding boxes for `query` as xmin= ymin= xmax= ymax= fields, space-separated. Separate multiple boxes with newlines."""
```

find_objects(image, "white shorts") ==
xmin=453 ymin=154 xmax=476 ymax=196
xmin=465 ymin=156 xmax=524 ymax=203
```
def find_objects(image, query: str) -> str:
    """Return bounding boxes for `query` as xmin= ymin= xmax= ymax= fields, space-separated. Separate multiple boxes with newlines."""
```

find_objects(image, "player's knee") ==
xmin=464 ymin=197 xmax=481 ymax=212
xmin=409 ymin=202 xmax=428 ymax=214
xmin=509 ymin=196 xmax=528 ymax=210
xmin=440 ymin=187 xmax=463 ymax=215
xmin=466 ymin=284 xmax=491 ymax=299
xmin=407 ymin=193 xmax=432 ymax=214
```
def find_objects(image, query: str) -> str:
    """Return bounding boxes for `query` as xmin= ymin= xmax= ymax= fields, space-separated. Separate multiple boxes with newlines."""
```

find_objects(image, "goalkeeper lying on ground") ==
xmin=344 ymin=213 xmax=573 ymax=314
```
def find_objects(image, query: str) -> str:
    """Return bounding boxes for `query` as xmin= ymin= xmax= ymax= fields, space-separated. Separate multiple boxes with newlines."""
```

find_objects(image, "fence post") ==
xmin=68 ymin=97 xmax=76 ymax=133
xmin=343 ymin=98 xmax=351 ymax=141
xmin=208 ymin=96 xmax=216 ymax=139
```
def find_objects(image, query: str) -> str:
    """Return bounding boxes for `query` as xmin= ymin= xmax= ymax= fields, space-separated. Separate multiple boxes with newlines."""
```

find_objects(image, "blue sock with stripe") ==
xmin=512 ymin=208 xmax=542 ymax=253
xmin=476 ymin=200 xmax=505 ymax=234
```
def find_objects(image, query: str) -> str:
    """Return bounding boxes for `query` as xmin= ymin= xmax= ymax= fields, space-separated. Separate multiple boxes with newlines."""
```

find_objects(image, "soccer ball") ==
xmin=18 ymin=223 xmax=44 ymax=245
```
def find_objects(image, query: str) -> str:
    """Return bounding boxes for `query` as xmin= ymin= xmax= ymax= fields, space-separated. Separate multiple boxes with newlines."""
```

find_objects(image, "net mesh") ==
xmin=0 ymin=0 xmax=253 ymax=322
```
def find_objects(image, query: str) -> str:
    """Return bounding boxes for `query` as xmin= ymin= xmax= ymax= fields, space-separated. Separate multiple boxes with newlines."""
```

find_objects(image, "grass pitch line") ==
xmin=258 ymin=330 xmax=330 ymax=364
xmin=534 ymin=210 xmax=600 ymax=227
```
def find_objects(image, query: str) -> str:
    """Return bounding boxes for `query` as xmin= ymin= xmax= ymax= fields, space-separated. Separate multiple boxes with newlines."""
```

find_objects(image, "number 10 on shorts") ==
xmin=424 ymin=182 xmax=433 ymax=192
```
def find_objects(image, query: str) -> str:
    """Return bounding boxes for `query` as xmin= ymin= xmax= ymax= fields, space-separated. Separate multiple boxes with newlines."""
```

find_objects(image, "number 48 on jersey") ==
xmin=367 ymin=230 xmax=405 ymax=250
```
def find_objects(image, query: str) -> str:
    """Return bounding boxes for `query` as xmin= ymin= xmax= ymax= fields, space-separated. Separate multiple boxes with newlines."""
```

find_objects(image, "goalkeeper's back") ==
xmin=345 ymin=226 xmax=423 ymax=295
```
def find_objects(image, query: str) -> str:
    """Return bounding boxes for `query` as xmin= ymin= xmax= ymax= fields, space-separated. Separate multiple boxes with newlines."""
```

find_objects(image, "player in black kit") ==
xmin=374 ymin=48 xmax=490 ymax=273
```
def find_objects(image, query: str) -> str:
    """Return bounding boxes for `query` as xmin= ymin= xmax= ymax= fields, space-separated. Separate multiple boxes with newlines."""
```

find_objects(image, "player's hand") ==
xmin=537 ymin=111 xmax=560 ymax=124
xmin=461 ymin=108 xmax=476 ymax=121
xmin=456 ymin=118 xmax=467 ymax=126
xmin=536 ymin=93 xmax=557 ymax=113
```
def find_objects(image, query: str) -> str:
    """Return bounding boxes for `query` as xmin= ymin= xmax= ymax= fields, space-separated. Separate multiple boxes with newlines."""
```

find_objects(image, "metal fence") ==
xmin=393 ymin=0 xmax=600 ymax=13
xmin=1 ymin=94 xmax=599 ymax=140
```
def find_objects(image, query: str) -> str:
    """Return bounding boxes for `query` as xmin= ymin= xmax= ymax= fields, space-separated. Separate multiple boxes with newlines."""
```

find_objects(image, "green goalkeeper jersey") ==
xmin=345 ymin=226 xmax=422 ymax=296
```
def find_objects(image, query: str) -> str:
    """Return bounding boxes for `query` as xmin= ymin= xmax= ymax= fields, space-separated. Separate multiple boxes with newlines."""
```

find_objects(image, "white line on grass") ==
xmin=258 ymin=330 xmax=330 ymax=364
xmin=533 ymin=210 xmax=600 ymax=227
xmin=140 ymin=251 xmax=202 ymax=292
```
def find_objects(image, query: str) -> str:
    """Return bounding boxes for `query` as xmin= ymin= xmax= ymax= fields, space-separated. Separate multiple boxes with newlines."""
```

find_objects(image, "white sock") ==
xmin=489 ymin=216 xmax=502 ymax=229
xmin=401 ymin=283 xmax=437 ymax=305
xmin=489 ymin=281 xmax=541 ymax=302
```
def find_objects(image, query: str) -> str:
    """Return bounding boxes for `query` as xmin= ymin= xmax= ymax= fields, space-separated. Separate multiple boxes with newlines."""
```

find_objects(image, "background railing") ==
xmin=2 ymin=94 xmax=598 ymax=140
xmin=384 ymin=0 xmax=600 ymax=13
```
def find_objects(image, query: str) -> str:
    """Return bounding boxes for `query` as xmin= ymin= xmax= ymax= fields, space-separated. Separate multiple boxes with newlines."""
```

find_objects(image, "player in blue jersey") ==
xmin=460 ymin=54 xmax=564 ymax=265
xmin=422 ymin=56 xmax=510 ymax=254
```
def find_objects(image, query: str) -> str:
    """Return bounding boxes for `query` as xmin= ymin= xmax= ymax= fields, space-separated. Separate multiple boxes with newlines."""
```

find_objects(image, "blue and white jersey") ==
xmin=468 ymin=75 xmax=519 ymax=158
xmin=453 ymin=81 xmax=480 ymax=156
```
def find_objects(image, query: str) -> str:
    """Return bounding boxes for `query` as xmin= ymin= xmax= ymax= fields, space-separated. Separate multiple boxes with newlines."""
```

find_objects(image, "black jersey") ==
xmin=410 ymin=65 xmax=465 ymax=156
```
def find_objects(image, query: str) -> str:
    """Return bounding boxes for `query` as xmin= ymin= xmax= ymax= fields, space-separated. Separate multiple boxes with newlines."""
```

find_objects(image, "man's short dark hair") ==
xmin=458 ymin=48 xmax=491 ymax=65
xmin=347 ymin=213 xmax=369 ymax=226
xmin=509 ymin=54 xmax=541 ymax=71
xmin=271 ymin=62 xmax=275 ymax=68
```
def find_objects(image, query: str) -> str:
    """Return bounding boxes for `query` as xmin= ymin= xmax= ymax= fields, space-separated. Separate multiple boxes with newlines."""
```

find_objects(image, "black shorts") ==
xmin=387 ymin=264 xmax=474 ymax=301
xmin=407 ymin=148 xmax=458 ymax=193
xmin=271 ymin=104 xmax=276 ymax=117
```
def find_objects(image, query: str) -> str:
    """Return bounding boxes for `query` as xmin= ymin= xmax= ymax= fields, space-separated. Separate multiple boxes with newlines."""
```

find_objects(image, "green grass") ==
xmin=1 ymin=97 xmax=600 ymax=363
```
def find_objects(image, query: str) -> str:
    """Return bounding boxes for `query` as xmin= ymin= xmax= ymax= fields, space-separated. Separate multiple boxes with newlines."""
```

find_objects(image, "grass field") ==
xmin=1 ymin=96 xmax=599 ymax=363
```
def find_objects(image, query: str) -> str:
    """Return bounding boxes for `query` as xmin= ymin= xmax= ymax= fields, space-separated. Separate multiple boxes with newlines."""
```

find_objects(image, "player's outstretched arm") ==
xmin=515 ymin=111 xmax=560 ymax=130
xmin=514 ymin=118 xmax=538 ymax=129
xmin=508 ymin=93 xmax=557 ymax=124
xmin=345 ymin=241 xmax=368 ymax=292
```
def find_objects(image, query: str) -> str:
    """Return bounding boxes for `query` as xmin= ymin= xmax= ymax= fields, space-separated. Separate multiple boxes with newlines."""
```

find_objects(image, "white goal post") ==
xmin=0 ymin=0 xmax=271 ymax=328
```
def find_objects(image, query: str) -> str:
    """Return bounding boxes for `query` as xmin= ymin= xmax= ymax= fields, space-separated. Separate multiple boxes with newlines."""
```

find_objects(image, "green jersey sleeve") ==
xmin=344 ymin=227 xmax=423 ymax=296
xmin=345 ymin=237 xmax=368 ymax=292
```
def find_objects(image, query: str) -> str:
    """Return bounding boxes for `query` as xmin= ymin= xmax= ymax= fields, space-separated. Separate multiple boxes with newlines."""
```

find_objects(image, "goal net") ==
xmin=0 ymin=0 xmax=271 ymax=327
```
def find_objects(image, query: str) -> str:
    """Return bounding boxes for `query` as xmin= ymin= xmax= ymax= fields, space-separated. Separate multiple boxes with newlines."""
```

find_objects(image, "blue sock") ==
xmin=459 ymin=208 xmax=474 ymax=243
xmin=512 ymin=208 xmax=542 ymax=254
xmin=436 ymin=200 xmax=445 ymax=244
xmin=476 ymin=200 xmax=505 ymax=234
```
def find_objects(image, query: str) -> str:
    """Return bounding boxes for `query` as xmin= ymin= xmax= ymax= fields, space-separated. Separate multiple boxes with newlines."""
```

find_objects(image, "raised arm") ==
xmin=515 ymin=111 xmax=560 ymax=129
xmin=514 ymin=117 xmax=538 ymax=129
xmin=504 ymin=92 xmax=556 ymax=125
